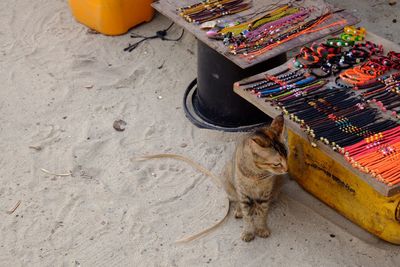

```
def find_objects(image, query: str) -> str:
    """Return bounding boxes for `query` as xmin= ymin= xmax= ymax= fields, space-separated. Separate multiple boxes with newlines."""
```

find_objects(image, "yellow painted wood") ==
xmin=287 ymin=130 xmax=400 ymax=244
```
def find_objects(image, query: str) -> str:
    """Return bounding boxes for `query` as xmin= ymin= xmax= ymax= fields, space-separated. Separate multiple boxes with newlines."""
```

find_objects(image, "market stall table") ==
xmin=152 ymin=0 xmax=358 ymax=130
xmin=233 ymin=32 xmax=400 ymax=244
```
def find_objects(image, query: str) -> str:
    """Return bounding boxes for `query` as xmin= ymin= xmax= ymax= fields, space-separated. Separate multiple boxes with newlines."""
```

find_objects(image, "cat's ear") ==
xmin=269 ymin=114 xmax=285 ymax=140
xmin=249 ymin=136 xmax=268 ymax=148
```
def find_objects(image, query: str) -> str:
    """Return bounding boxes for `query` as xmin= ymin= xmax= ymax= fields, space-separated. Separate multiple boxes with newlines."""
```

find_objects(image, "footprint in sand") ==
xmin=144 ymin=122 xmax=167 ymax=139
xmin=30 ymin=124 xmax=63 ymax=149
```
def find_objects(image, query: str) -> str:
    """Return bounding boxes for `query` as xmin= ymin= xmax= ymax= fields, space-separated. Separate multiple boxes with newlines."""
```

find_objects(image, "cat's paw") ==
xmin=241 ymin=231 xmax=255 ymax=242
xmin=255 ymin=227 xmax=270 ymax=238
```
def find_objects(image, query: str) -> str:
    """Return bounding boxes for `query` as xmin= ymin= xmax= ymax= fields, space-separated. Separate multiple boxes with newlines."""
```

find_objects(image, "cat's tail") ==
xmin=133 ymin=153 xmax=230 ymax=243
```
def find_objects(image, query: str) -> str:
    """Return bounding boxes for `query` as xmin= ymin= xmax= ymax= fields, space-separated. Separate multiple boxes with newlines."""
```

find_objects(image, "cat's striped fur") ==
xmin=134 ymin=115 xmax=288 ymax=242
xmin=220 ymin=114 xmax=288 ymax=241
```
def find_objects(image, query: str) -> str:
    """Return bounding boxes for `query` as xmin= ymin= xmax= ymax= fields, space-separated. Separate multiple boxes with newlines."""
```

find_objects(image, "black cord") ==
xmin=164 ymin=22 xmax=174 ymax=32
xmin=124 ymin=22 xmax=185 ymax=52
xmin=163 ymin=29 xmax=185 ymax=42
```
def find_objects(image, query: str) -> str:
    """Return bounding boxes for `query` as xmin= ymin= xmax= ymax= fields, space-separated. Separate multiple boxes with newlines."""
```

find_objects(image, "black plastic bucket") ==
xmin=183 ymin=40 xmax=287 ymax=131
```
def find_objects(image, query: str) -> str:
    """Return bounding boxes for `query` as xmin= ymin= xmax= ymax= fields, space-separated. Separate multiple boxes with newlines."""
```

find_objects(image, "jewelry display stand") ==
xmin=152 ymin=0 xmax=358 ymax=131
xmin=234 ymin=33 xmax=400 ymax=244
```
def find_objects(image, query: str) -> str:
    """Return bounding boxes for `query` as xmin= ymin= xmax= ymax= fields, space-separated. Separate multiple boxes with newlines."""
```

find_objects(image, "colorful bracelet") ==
xmin=341 ymin=33 xmax=364 ymax=42
xmin=327 ymin=38 xmax=355 ymax=47
xmin=344 ymin=26 xmax=366 ymax=36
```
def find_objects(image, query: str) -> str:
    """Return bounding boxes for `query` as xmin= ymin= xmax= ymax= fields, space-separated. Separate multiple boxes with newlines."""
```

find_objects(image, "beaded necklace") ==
xmin=241 ymin=12 xmax=348 ymax=60
xmin=179 ymin=0 xmax=252 ymax=24
xmin=217 ymin=4 xmax=293 ymax=36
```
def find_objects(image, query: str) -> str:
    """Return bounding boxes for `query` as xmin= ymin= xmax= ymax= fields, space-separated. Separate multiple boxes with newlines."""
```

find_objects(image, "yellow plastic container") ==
xmin=68 ymin=0 xmax=155 ymax=36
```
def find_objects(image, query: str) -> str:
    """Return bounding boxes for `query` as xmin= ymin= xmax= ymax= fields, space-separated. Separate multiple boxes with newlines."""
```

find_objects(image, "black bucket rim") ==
xmin=183 ymin=78 xmax=271 ymax=132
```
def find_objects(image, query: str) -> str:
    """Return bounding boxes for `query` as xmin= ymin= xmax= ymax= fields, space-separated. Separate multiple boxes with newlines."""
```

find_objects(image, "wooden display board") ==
xmin=233 ymin=33 xmax=400 ymax=197
xmin=233 ymin=33 xmax=400 ymax=244
xmin=152 ymin=0 xmax=359 ymax=69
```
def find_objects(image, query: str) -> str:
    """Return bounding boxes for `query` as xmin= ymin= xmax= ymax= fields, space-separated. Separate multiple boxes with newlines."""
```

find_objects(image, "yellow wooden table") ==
xmin=234 ymin=33 xmax=400 ymax=245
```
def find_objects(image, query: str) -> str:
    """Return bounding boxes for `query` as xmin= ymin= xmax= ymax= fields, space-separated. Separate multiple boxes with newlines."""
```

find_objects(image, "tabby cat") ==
xmin=220 ymin=114 xmax=288 ymax=242
xmin=134 ymin=115 xmax=288 ymax=243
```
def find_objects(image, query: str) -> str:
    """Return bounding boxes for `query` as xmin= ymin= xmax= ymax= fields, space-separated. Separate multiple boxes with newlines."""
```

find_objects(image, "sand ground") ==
xmin=0 ymin=0 xmax=399 ymax=266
